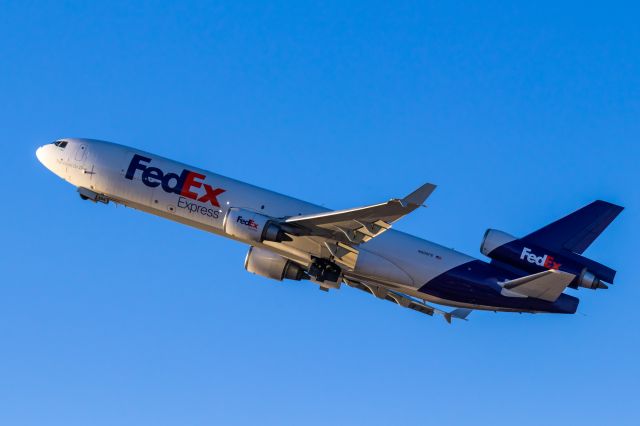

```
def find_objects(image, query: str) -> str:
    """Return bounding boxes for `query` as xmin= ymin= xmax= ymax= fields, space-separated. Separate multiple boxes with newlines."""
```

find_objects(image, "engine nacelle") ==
xmin=224 ymin=207 xmax=290 ymax=243
xmin=480 ymin=228 xmax=612 ymax=290
xmin=480 ymin=229 xmax=518 ymax=257
xmin=577 ymin=269 xmax=605 ymax=289
xmin=244 ymin=247 xmax=307 ymax=281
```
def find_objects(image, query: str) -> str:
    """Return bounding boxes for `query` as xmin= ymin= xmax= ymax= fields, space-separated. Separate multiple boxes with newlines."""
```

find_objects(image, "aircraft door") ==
xmin=66 ymin=142 xmax=94 ymax=185
xmin=75 ymin=143 xmax=87 ymax=162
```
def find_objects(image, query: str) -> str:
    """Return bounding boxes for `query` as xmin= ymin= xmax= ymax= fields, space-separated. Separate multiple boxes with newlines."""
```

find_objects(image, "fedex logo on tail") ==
xmin=125 ymin=154 xmax=226 ymax=207
xmin=520 ymin=247 xmax=561 ymax=270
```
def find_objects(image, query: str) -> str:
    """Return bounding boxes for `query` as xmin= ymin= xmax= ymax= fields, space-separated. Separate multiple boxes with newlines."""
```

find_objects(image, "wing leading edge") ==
xmin=285 ymin=183 xmax=436 ymax=245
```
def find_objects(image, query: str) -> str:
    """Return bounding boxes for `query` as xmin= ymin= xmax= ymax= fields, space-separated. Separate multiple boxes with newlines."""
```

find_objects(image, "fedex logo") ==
xmin=125 ymin=154 xmax=225 ymax=207
xmin=520 ymin=247 xmax=561 ymax=270
xmin=236 ymin=216 xmax=259 ymax=230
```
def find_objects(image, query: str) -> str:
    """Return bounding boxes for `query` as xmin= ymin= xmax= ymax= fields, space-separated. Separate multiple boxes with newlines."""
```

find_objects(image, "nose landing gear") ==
xmin=78 ymin=187 xmax=110 ymax=204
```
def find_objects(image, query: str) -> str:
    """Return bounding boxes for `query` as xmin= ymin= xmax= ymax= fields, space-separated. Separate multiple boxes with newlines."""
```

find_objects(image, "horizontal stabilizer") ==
xmin=502 ymin=270 xmax=575 ymax=302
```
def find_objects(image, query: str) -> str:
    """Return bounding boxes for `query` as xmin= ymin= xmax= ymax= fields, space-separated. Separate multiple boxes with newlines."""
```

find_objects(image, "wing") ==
xmin=285 ymin=183 xmax=436 ymax=245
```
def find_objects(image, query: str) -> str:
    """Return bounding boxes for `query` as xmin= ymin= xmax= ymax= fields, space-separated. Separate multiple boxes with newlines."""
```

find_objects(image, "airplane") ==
xmin=35 ymin=138 xmax=623 ymax=322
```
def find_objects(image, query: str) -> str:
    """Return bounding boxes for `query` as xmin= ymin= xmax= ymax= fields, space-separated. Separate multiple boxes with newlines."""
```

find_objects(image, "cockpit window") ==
xmin=53 ymin=141 xmax=68 ymax=148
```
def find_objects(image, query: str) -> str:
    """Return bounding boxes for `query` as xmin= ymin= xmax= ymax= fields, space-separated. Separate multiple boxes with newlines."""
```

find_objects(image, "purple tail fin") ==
xmin=523 ymin=200 xmax=623 ymax=255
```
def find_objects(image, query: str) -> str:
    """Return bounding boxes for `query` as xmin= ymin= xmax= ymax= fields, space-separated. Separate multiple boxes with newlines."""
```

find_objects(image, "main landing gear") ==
xmin=308 ymin=258 xmax=342 ymax=291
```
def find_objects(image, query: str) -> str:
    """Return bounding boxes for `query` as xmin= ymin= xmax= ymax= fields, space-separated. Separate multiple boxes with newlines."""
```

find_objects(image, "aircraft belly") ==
xmin=353 ymin=249 xmax=415 ymax=287
xmin=359 ymin=231 xmax=474 ymax=288
xmin=419 ymin=260 xmax=579 ymax=314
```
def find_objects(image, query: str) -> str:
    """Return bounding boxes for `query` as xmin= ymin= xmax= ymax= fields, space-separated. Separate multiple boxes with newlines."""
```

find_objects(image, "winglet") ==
xmin=402 ymin=183 xmax=437 ymax=207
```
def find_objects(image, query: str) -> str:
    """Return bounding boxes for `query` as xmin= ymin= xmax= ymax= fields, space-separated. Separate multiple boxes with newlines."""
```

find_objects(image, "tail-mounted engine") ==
xmin=480 ymin=228 xmax=613 ymax=290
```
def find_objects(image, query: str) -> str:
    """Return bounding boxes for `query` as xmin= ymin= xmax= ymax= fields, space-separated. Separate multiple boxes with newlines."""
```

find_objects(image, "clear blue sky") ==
xmin=1 ymin=1 xmax=638 ymax=425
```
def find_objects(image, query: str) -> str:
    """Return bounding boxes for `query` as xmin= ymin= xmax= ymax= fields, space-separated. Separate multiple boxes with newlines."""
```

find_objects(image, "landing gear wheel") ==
xmin=308 ymin=258 xmax=342 ymax=283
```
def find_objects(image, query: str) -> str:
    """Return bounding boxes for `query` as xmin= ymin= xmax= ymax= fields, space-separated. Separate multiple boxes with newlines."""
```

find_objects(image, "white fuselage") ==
xmin=36 ymin=139 xmax=484 ymax=308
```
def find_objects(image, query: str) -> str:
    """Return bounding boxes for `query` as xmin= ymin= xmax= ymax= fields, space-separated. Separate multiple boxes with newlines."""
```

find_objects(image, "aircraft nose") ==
xmin=35 ymin=146 xmax=45 ymax=164
xmin=36 ymin=144 xmax=55 ymax=171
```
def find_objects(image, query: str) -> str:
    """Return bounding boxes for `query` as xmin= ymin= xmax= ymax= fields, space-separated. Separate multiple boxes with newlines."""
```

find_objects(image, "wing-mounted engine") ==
xmin=228 ymin=184 xmax=437 ymax=290
xmin=224 ymin=208 xmax=293 ymax=243
xmin=243 ymin=246 xmax=344 ymax=292
xmin=480 ymin=200 xmax=623 ymax=291
xmin=244 ymin=247 xmax=308 ymax=281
